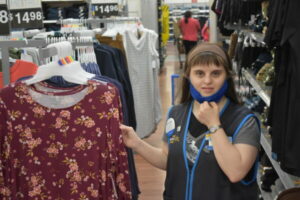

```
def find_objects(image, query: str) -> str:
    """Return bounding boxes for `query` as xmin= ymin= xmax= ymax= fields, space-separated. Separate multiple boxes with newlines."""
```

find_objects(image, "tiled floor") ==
xmin=134 ymin=43 xmax=183 ymax=200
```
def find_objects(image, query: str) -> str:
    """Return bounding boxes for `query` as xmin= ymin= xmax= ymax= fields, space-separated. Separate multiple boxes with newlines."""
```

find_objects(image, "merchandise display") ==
xmin=1 ymin=0 xmax=300 ymax=200
xmin=224 ymin=0 xmax=300 ymax=199
xmin=0 ymin=1 xmax=160 ymax=199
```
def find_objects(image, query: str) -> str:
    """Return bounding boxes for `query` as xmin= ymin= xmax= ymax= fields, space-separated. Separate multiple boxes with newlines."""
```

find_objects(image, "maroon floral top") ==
xmin=0 ymin=80 xmax=132 ymax=199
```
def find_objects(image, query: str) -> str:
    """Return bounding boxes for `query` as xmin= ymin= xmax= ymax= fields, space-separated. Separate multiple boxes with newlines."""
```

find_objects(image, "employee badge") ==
xmin=166 ymin=118 xmax=176 ymax=137
xmin=166 ymin=118 xmax=181 ymax=144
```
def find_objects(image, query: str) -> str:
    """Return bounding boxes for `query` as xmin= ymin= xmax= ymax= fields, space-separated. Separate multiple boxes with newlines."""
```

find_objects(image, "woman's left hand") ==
xmin=197 ymin=101 xmax=221 ymax=128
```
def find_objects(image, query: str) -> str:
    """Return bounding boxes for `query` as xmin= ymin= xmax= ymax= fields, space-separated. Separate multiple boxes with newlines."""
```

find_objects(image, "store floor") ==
xmin=134 ymin=43 xmax=182 ymax=200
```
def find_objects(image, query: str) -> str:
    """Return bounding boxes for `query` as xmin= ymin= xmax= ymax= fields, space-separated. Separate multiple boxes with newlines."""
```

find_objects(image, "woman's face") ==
xmin=189 ymin=64 xmax=227 ymax=97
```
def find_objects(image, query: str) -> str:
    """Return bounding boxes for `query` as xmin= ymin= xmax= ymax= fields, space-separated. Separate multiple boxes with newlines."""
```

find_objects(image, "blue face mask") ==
xmin=189 ymin=80 xmax=228 ymax=103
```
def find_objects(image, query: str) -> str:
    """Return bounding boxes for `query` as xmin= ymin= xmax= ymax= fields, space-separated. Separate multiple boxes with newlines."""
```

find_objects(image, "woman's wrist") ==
xmin=207 ymin=120 xmax=221 ymax=128
xmin=131 ymin=137 xmax=143 ymax=152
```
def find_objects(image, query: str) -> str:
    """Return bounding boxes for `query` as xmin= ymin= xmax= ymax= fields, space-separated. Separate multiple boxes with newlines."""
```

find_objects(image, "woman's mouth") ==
xmin=201 ymin=87 xmax=214 ymax=93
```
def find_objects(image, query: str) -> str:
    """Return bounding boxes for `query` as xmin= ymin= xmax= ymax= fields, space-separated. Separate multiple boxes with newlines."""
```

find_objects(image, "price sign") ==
xmin=92 ymin=3 xmax=119 ymax=17
xmin=0 ymin=4 xmax=10 ymax=35
xmin=10 ymin=8 xmax=43 ymax=29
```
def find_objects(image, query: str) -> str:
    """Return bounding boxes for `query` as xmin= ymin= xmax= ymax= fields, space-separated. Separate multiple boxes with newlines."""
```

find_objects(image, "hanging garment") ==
xmin=148 ymin=29 xmax=162 ymax=125
xmin=94 ymin=43 xmax=137 ymax=130
xmin=161 ymin=4 xmax=170 ymax=46
xmin=0 ymin=60 xmax=38 ymax=89
xmin=0 ymin=80 xmax=132 ymax=199
xmin=39 ymin=61 xmax=140 ymax=199
xmin=228 ymin=32 xmax=238 ymax=59
xmin=22 ymin=48 xmax=41 ymax=65
xmin=265 ymin=0 xmax=300 ymax=176
xmin=51 ymin=53 xmax=139 ymax=198
xmin=16 ymin=62 xmax=140 ymax=199
xmin=96 ymin=34 xmax=127 ymax=61
xmin=123 ymin=29 xmax=160 ymax=138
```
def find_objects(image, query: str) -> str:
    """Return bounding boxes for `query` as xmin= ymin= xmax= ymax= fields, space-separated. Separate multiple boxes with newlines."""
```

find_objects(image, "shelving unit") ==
xmin=242 ymin=69 xmax=271 ymax=107
xmin=237 ymin=28 xmax=300 ymax=199
xmin=257 ymin=166 xmax=279 ymax=200
xmin=242 ymin=68 xmax=300 ymax=195
xmin=260 ymin=125 xmax=299 ymax=189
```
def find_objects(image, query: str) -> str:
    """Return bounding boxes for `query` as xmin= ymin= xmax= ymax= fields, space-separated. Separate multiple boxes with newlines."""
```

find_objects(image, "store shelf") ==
xmin=242 ymin=68 xmax=271 ymax=106
xmin=259 ymin=126 xmax=300 ymax=189
xmin=243 ymin=30 xmax=265 ymax=45
xmin=242 ymin=67 xmax=300 ymax=190
xmin=257 ymin=167 xmax=277 ymax=200
xmin=43 ymin=20 xmax=59 ymax=24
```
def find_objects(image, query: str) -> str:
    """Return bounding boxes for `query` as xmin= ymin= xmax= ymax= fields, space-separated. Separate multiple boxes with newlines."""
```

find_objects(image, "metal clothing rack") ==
xmin=40 ymin=39 xmax=94 ymax=64
xmin=0 ymin=40 xmax=47 ymax=85
xmin=43 ymin=17 xmax=140 ymax=25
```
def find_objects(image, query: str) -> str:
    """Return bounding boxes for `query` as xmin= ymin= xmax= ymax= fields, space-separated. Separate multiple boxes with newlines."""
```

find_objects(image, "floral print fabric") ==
xmin=0 ymin=80 xmax=132 ymax=199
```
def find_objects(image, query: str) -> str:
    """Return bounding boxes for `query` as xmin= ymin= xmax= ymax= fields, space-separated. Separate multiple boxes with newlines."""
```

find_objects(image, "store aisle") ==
xmin=134 ymin=44 xmax=182 ymax=200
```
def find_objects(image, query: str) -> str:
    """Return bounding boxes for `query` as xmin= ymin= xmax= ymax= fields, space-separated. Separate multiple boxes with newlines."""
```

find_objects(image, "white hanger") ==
xmin=25 ymin=57 xmax=95 ymax=85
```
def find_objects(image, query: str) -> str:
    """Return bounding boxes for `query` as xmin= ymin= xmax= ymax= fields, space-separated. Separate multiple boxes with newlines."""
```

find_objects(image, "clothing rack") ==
xmin=40 ymin=38 xmax=94 ymax=64
xmin=43 ymin=17 xmax=140 ymax=25
xmin=39 ymin=47 xmax=58 ymax=60
xmin=72 ymin=41 xmax=94 ymax=48
xmin=0 ymin=40 xmax=47 ymax=85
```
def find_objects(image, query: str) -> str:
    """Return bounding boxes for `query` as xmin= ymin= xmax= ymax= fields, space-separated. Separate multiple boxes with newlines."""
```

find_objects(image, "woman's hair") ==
xmin=179 ymin=43 xmax=240 ymax=104
xmin=184 ymin=11 xmax=192 ymax=24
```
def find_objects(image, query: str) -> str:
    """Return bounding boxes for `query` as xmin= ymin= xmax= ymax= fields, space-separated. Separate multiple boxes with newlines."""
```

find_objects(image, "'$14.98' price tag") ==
xmin=93 ymin=3 xmax=119 ymax=17
xmin=10 ymin=8 xmax=43 ymax=29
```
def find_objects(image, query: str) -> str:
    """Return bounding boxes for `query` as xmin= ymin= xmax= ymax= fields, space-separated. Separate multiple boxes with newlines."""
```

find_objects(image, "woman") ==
xmin=179 ymin=11 xmax=201 ymax=55
xmin=120 ymin=43 xmax=260 ymax=200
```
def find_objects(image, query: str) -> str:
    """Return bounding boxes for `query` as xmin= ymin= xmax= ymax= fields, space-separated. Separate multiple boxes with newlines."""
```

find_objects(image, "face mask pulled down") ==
xmin=189 ymin=81 xmax=228 ymax=103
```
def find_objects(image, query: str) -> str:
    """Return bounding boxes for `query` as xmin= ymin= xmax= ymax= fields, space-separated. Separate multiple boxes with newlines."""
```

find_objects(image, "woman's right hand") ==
xmin=119 ymin=124 xmax=141 ymax=150
xmin=120 ymin=124 xmax=168 ymax=170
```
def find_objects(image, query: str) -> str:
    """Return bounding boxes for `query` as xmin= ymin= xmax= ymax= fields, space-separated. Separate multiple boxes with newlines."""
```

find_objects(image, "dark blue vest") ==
xmin=163 ymin=100 xmax=260 ymax=200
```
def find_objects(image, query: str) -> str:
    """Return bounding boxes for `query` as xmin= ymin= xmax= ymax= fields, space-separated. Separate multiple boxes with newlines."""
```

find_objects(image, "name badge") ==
xmin=166 ymin=118 xmax=175 ymax=137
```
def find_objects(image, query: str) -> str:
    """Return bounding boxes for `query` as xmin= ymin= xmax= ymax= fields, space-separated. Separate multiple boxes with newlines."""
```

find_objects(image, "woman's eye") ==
xmin=195 ymin=71 xmax=204 ymax=76
xmin=212 ymin=71 xmax=221 ymax=77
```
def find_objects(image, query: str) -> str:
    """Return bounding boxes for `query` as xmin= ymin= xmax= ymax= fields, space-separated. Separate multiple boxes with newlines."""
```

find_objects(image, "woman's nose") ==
xmin=203 ymin=75 xmax=212 ymax=84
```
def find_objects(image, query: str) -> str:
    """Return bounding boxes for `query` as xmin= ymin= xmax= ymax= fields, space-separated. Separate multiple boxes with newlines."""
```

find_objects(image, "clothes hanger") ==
xmin=25 ymin=56 xmax=95 ymax=85
xmin=136 ymin=21 xmax=145 ymax=39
